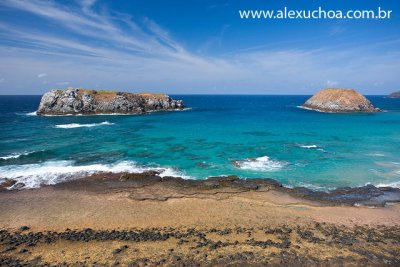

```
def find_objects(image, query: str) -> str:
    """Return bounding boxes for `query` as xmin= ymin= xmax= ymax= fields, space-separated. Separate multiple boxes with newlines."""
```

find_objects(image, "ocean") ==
xmin=1 ymin=95 xmax=399 ymax=190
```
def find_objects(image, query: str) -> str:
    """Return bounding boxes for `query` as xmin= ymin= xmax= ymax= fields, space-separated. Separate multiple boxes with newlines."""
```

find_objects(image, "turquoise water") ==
xmin=1 ymin=95 xmax=400 ymax=190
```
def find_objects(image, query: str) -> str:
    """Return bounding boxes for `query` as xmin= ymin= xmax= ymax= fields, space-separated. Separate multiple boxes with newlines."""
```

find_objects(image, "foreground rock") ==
xmin=301 ymin=88 xmax=379 ymax=113
xmin=46 ymin=173 xmax=400 ymax=206
xmin=388 ymin=91 xmax=400 ymax=98
xmin=1 ymin=223 xmax=399 ymax=266
xmin=37 ymin=88 xmax=184 ymax=115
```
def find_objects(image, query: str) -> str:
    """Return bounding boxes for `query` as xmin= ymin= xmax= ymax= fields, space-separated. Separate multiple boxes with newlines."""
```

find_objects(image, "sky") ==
xmin=0 ymin=0 xmax=399 ymax=95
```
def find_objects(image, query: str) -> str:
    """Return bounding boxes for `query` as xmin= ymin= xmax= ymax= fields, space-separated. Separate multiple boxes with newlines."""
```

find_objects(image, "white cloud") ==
xmin=80 ymin=0 xmax=97 ymax=10
xmin=58 ymin=81 xmax=70 ymax=86
xmin=37 ymin=73 xmax=47 ymax=78
xmin=329 ymin=25 xmax=345 ymax=36
xmin=373 ymin=81 xmax=384 ymax=87
xmin=326 ymin=80 xmax=339 ymax=87
xmin=0 ymin=0 xmax=399 ymax=94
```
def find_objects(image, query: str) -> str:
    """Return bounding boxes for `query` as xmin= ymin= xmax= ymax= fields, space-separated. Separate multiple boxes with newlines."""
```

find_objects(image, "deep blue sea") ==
xmin=1 ymin=95 xmax=400 ymax=190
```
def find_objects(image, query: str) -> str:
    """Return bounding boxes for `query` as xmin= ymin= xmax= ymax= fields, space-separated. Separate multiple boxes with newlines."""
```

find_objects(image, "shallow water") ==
xmin=1 ymin=95 xmax=399 ymax=189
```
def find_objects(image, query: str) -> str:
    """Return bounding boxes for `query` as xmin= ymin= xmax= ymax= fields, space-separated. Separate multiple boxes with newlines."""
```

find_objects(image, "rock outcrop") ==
xmin=37 ymin=88 xmax=184 ymax=115
xmin=388 ymin=91 xmax=400 ymax=98
xmin=301 ymin=88 xmax=379 ymax=113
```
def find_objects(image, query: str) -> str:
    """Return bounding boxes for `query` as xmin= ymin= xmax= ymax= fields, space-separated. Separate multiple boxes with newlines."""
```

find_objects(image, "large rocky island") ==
xmin=37 ymin=88 xmax=184 ymax=115
xmin=388 ymin=91 xmax=400 ymax=98
xmin=301 ymin=88 xmax=380 ymax=113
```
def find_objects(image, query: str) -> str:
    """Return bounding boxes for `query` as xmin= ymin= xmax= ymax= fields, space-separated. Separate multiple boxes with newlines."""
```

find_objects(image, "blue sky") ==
xmin=0 ymin=0 xmax=399 ymax=95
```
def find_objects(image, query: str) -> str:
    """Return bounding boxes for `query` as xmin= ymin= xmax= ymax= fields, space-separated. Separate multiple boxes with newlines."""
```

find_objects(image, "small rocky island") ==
xmin=301 ymin=88 xmax=380 ymax=113
xmin=388 ymin=91 xmax=400 ymax=98
xmin=37 ymin=88 xmax=184 ymax=115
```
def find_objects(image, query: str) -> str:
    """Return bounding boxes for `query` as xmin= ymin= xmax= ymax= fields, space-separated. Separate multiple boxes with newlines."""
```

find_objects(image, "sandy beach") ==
xmin=1 ymin=173 xmax=399 ymax=266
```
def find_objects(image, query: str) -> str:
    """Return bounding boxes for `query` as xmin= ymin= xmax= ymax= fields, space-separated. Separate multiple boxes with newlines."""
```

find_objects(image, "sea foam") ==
xmin=54 ymin=121 xmax=114 ymax=129
xmin=376 ymin=181 xmax=400 ymax=188
xmin=0 ymin=160 xmax=192 ymax=189
xmin=0 ymin=151 xmax=37 ymax=160
xmin=15 ymin=111 xmax=37 ymax=116
xmin=367 ymin=153 xmax=385 ymax=157
xmin=233 ymin=156 xmax=286 ymax=172
xmin=299 ymin=145 xmax=318 ymax=149
xmin=26 ymin=111 xmax=37 ymax=116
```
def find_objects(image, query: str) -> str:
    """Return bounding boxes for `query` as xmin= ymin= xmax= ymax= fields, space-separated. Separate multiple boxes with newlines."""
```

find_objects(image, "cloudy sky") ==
xmin=0 ymin=0 xmax=399 ymax=95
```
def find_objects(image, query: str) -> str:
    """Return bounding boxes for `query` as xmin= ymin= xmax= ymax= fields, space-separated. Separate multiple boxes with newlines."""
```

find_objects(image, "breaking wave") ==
xmin=367 ymin=153 xmax=386 ymax=157
xmin=299 ymin=145 xmax=318 ymax=149
xmin=54 ymin=121 xmax=114 ymax=129
xmin=376 ymin=181 xmax=400 ymax=188
xmin=0 ymin=160 xmax=192 ymax=189
xmin=233 ymin=156 xmax=286 ymax=172
xmin=0 ymin=151 xmax=37 ymax=160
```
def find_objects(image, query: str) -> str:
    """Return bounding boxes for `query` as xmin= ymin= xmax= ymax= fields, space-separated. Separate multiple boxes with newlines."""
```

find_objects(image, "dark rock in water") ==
xmin=301 ymin=88 xmax=380 ymax=113
xmin=245 ymin=178 xmax=282 ymax=188
xmin=207 ymin=175 xmax=239 ymax=183
xmin=388 ymin=91 xmax=400 ymax=98
xmin=0 ymin=178 xmax=17 ymax=190
xmin=12 ymin=182 xmax=26 ymax=190
xmin=196 ymin=162 xmax=212 ymax=168
xmin=290 ymin=184 xmax=400 ymax=206
xmin=119 ymin=171 xmax=162 ymax=182
xmin=37 ymin=88 xmax=185 ymax=115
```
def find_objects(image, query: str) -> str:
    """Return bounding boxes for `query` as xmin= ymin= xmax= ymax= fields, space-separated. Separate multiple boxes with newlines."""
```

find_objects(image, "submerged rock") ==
xmin=289 ymin=184 xmax=400 ymax=206
xmin=37 ymin=88 xmax=185 ymax=115
xmin=301 ymin=88 xmax=380 ymax=113
xmin=0 ymin=179 xmax=17 ymax=191
xmin=388 ymin=91 xmax=400 ymax=98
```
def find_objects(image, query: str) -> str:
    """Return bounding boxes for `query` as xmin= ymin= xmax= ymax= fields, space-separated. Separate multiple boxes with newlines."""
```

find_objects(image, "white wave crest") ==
xmin=41 ymin=108 xmax=191 ymax=116
xmin=233 ymin=156 xmax=286 ymax=172
xmin=15 ymin=111 xmax=37 ymax=116
xmin=0 ymin=151 xmax=36 ymax=160
xmin=376 ymin=181 xmax=400 ymax=188
xmin=173 ymin=107 xmax=192 ymax=111
xmin=0 ymin=160 xmax=192 ymax=189
xmin=26 ymin=111 xmax=37 ymax=116
xmin=299 ymin=145 xmax=318 ymax=149
xmin=295 ymin=182 xmax=334 ymax=191
xmin=367 ymin=153 xmax=385 ymax=157
xmin=54 ymin=121 xmax=114 ymax=129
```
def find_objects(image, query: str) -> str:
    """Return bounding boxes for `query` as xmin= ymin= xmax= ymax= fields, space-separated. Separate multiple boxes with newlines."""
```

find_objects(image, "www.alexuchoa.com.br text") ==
xmin=239 ymin=7 xmax=393 ymax=20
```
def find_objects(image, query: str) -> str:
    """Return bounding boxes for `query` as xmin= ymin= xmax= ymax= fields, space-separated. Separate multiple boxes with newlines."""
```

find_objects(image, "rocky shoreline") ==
xmin=36 ymin=88 xmax=184 ymax=115
xmin=388 ymin=91 xmax=400 ymax=98
xmin=2 ymin=172 xmax=400 ymax=207
xmin=1 ymin=172 xmax=399 ymax=266
xmin=1 ymin=223 xmax=399 ymax=266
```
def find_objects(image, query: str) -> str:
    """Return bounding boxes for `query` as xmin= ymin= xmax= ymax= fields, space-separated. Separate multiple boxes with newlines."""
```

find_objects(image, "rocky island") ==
xmin=37 ymin=88 xmax=184 ymax=115
xmin=301 ymin=88 xmax=380 ymax=113
xmin=388 ymin=91 xmax=400 ymax=98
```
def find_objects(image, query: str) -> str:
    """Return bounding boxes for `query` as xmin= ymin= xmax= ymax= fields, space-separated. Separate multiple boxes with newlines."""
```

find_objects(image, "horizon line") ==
xmin=0 ymin=93 xmax=390 ymax=96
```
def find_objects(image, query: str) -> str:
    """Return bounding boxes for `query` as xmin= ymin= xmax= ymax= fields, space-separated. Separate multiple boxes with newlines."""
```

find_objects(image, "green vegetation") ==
xmin=80 ymin=89 xmax=118 ymax=95
xmin=53 ymin=88 xmax=121 ymax=95
xmin=52 ymin=88 xmax=166 ymax=96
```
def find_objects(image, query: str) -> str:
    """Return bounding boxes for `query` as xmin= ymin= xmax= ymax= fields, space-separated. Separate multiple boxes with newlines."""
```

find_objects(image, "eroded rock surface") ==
xmin=302 ymin=88 xmax=379 ymax=113
xmin=37 ymin=88 xmax=184 ymax=115
xmin=388 ymin=91 xmax=400 ymax=98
